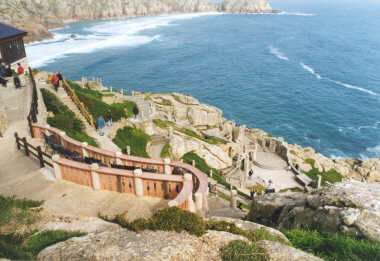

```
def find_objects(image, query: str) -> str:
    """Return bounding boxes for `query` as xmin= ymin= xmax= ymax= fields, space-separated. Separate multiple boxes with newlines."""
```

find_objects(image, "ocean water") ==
xmin=26 ymin=0 xmax=380 ymax=160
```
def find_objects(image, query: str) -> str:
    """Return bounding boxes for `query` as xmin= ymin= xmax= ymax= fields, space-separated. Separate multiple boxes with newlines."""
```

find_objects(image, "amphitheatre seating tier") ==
xmin=31 ymin=123 xmax=208 ymax=214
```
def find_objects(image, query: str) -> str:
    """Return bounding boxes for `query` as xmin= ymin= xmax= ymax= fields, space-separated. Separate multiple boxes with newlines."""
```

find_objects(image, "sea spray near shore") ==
xmin=27 ymin=13 xmax=220 ymax=67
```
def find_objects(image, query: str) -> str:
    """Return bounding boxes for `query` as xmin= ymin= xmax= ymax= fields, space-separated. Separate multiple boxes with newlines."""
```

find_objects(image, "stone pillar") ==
xmin=134 ymin=169 xmax=143 ymax=196
xmin=126 ymin=146 xmax=131 ymax=155
xmin=317 ymin=175 xmax=322 ymax=189
xmin=194 ymin=191 xmax=203 ymax=212
xmin=82 ymin=142 xmax=88 ymax=158
xmin=164 ymin=158 xmax=171 ymax=175
xmin=91 ymin=163 xmax=101 ymax=190
xmin=45 ymin=124 xmax=51 ymax=136
xmin=168 ymin=126 xmax=174 ymax=138
xmin=115 ymin=151 xmax=122 ymax=165
xmin=184 ymin=173 xmax=195 ymax=213
xmin=209 ymin=169 xmax=213 ymax=178
xmin=52 ymin=154 xmax=62 ymax=180
xmin=59 ymin=131 xmax=66 ymax=146
xmin=192 ymin=160 xmax=195 ymax=167
xmin=230 ymin=190 xmax=237 ymax=209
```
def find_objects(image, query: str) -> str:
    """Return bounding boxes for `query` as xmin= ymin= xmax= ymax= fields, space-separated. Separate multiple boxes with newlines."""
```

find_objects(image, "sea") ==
xmin=26 ymin=0 xmax=380 ymax=160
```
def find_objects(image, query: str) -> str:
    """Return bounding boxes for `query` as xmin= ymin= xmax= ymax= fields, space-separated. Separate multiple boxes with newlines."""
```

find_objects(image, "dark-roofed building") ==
xmin=0 ymin=22 xmax=28 ymax=65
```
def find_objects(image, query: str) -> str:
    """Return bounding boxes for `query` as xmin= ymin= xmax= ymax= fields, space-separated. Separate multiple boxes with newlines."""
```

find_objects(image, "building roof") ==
xmin=0 ymin=22 xmax=27 ymax=40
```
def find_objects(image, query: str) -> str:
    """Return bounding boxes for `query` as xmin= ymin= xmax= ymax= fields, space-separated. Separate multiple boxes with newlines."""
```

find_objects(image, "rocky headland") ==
xmin=0 ymin=0 xmax=274 ymax=43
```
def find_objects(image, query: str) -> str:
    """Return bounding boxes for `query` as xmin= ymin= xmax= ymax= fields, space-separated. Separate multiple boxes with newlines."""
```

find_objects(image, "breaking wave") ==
xmin=27 ymin=13 xmax=220 ymax=67
xmin=269 ymin=46 xmax=289 ymax=61
xmin=278 ymin=12 xmax=315 ymax=16
xmin=300 ymin=63 xmax=322 ymax=79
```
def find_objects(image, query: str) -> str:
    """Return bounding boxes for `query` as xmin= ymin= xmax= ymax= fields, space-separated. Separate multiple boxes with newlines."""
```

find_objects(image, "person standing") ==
xmin=106 ymin=110 xmax=112 ymax=127
xmin=17 ymin=63 xmax=25 ymax=86
xmin=57 ymin=72 xmax=63 ymax=87
xmin=51 ymin=73 xmax=59 ymax=92
xmin=133 ymin=104 xmax=139 ymax=119
xmin=97 ymin=115 xmax=105 ymax=136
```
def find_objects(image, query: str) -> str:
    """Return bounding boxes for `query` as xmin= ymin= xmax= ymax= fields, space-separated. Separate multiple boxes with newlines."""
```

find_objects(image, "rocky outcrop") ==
xmin=257 ymin=240 xmax=323 ymax=261
xmin=249 ymin=181 xmax=380 ymax=243
xmin=221 ymin=0 xmax=272 ymax=13
xmin=38 ymin=229 xmax=248 ymax=260
xmin=0 ymin=0 xmax=273 ymax=43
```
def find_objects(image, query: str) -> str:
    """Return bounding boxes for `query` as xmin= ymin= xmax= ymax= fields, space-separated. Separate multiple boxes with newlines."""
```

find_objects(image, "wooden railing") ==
xmin=62 ymin=79 xmax=94 ymax=127
xmin=27 ymin=68 xmax=38 ymax=137
xmin=30 ymin=123 xmax=209 ymax=214
xmin=15 ymin=132 xmax=52 ymax=168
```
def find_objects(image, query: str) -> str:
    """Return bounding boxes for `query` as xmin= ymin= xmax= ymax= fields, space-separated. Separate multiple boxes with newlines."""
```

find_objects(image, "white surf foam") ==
xmin=325 ymin=78 xmax=379 ymax=97
xmin=27 ymin=13 xmax=220 ymax=67
xmin=366 ymin=144 xmax=380 ymax=156
xmin=269 ymin=46 xmax=289 ymax=61
xmin=278 ymin=12 xmax=315 ymax=17
xmin=300 ymin=63 xmax=322 ymax=79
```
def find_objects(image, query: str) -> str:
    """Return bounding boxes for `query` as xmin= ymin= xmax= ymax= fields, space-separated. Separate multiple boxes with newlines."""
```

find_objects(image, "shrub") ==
xmin=100 ymin=207 xmax=206 ymax=237
xmin=150 ymin=207 xmax=206 ymax=237
xmin=283 ymin=229 xmax=380 ymax=261
xmin=113 ymin=126 xmax=151 ymax=157
xmin=220 ymin=240 xmax=268 ymax=261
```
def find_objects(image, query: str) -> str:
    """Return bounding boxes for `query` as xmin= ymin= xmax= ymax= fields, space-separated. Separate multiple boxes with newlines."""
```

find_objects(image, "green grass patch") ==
xmin=0 ymin=196 xmax=83 ymax=260
xmin=160 ymin=143 xmax=171 ymax=158
xmin=304 ymin=168 xmax=343 ymax=185
xmin=290 ymin=150 xmax=297 ymax=156
xmin=67 ymin=81 xmax=135 ymax=122
xmin=0 ymin=195 xmax=43 ymax=227
xmin=220 ymin=240 xmax=268 ymax=261
xmin=153 ymin=119 xmax=176 ymax=129
xmin=41 ymin=89 xmax=98 ymax=147
xmin=0 ymin=230 xmax=84 ymax=259
xmin=283 ymin=229 xmax=380 ymax=261
xmin=25 ymin=230 xmax=85 ymax=256
xmin=113 ymin=126 xmax=151 ymax=157
xmin=304 ymin=158 xmax=316 ymax=167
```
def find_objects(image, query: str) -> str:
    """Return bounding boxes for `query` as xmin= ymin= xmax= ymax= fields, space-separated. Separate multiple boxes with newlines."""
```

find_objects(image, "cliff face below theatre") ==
xmin=0 ymin=0 xmax=273 ymax=43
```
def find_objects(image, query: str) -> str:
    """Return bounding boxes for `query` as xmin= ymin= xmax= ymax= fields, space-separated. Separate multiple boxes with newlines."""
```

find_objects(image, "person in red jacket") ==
xmin=17 ymin=63 xmax=25 ymax=86
xmin=51 ymin=73 xmax=59 ymax=92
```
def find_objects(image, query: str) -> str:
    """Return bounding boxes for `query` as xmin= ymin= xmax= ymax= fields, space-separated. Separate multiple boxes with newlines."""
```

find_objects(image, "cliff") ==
xmin=0 ymin=0 xmax=273 ymax=43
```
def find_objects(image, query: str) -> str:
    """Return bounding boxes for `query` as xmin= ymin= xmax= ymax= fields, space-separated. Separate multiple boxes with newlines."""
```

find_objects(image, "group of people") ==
xmin=50 ymin=72 xmax=63 ymax=92
xmin=0 ymin=62 xmax=25 ymax=88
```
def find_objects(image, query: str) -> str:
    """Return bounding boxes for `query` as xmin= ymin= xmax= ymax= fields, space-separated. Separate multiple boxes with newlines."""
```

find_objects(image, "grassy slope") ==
xmin=41 ymin=89 xmax=98 ymax=147
xmin=67 ymin=81 xmax=135 ymax=122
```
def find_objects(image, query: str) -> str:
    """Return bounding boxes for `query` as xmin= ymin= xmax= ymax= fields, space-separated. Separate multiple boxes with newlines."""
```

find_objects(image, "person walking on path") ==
xmin=51 ymin=73 xmax=59 ymax=92
xmin=133 ymin=104 xmax=139 ymax=120
xmin=57 ymin=72 xmax=63 ymax=87
xmin=106 ymin=110 xmax=112 ymax=127
xmin=97 ymin=115 xmax=106 ymax=136
xmin=17 ymin=63 xmax=25 ymax=86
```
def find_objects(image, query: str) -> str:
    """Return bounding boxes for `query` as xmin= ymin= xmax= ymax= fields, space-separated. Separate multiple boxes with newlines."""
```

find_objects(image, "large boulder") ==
xmin=249 ymin=181 xmax=380 ymax=243
xmin=38 ymin=229 xmax=247 ymax=261
xmin=257 ymin=240 xmax=323 ymax=261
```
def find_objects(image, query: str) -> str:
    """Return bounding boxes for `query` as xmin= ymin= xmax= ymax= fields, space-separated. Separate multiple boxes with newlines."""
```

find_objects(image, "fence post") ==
xmin=15 ymin=132 xmax=20 ymax=150
xmin=22 ymin=137 xmax=29 ymax=156
xmin=37 ymin=146 xmax=45 ymax=168
xmin=28 ymin=116 xmax=34 ymax=138
xmin=134 ymin=169 xmax=143 ymax=196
